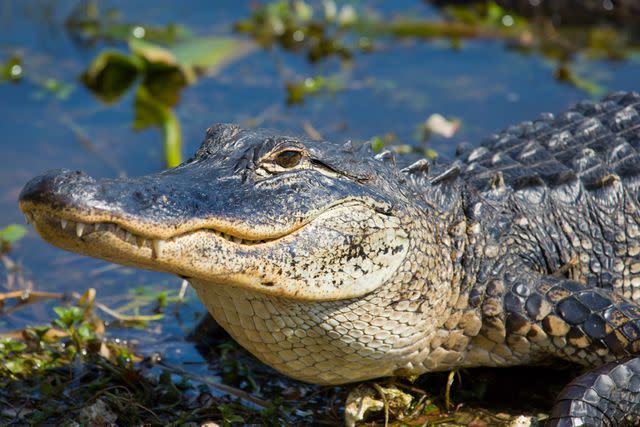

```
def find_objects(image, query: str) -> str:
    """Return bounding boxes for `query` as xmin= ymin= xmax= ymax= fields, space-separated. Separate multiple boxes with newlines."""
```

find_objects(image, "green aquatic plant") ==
xmin=65 ymin=0 xmax=191 ymax=46
xmin=285 ymin=75 xmax=345 ymax=104
xmin=82 ymin=36 xmax=252 ymax=168
xmin=0 ymin=224 xmax=27 ymax=253
xmin=235 ymin=0 xmax=372 ymax=62
xmin=0 ymin=289 xmax=275 ymax=424
xmin=0 ymin=55 xmax=23 ymax=83
xmin=63 ymin=1 xmax=252 ymax=167
xmin=236 ymin=0 xmax=639 ymax=97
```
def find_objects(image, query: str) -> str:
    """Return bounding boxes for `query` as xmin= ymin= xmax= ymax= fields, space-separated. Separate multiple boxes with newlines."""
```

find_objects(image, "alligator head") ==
xmin=19 ymin=124 xmax=464 ymax=384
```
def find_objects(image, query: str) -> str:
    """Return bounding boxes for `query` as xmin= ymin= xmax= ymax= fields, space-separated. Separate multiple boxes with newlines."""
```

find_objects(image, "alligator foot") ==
xmin=494 ymin=265 xmax=640 ymax=426
xmin=547 ymin=357 xmax=640 ymax=426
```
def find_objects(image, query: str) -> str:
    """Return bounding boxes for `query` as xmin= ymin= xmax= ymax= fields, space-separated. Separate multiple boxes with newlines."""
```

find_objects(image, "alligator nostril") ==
xmin=18 ymin=168 xmax=102 ymax=218
xmin=262 ymin=281 xmax=275 ymax=287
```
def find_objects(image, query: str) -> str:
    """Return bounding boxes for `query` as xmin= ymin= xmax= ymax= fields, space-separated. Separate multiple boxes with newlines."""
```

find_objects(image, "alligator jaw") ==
xmin=20 ymin=199 xmax=410 ymax=301
xmin=19 ymin=202 xmax=294 ymax=285
xmin=20 ymin=203 xmax=283 ymax=259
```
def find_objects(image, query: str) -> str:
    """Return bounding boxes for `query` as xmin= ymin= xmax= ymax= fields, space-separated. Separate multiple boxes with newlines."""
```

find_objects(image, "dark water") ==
xmin=1 ymin=0 xmax=639 ymax=400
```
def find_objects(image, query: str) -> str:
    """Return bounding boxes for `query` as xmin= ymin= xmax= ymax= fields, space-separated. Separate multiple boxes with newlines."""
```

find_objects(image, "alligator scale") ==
xmin=19 ymin=92 xmax=640 ymax=426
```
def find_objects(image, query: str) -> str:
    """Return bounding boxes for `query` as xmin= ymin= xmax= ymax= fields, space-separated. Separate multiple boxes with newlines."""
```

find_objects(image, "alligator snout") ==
xmin=19 ymin=169 xmax=99 ymax=212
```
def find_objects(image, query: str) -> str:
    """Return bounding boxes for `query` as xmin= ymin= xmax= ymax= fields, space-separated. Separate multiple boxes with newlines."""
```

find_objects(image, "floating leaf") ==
xmin=370 ymin=136 xmax=385 ymax=153
xmin=130 ymin=36 xmax=254 ymax=84
xmin=37 ymin=78 xmax=75 ymax=100
xmin=0 ymin=55 xmax=23 ymax=83
xmin=81 ymin=35 xmax=251 ymax=168
xmin=425 ymin=148 xmax=438 ymax=160
xmin=285 ymin=75 xmax=343 ymax=104
xmin=66 ymin=1 xmax=191 ymax=45
xmin=0 ymin=224 xmax=27 ymax=244
xmin=82 ymin=51 xmax=143 ymax=103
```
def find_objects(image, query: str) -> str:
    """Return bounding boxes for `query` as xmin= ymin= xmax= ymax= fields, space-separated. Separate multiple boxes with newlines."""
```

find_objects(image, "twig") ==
xmin=71 ymin=291 xmax=163 ymax=322
xmin=93 ymin=301 xmax=164 ymax=322
xmin=0 ymin=290 xmax=63 ymax=303
xmin=178 ymin=280 xmax=189 ymax=300
xmin=372 ymin=383 xmax=389 ymax=427
xmin=445 ymin=370 xmax=458 ymax=411
xmin=401 ymin=394 xmax=428 ymax=421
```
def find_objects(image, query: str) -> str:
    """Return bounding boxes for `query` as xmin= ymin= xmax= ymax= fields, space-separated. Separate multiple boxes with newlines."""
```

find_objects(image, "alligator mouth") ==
xmin=22 ymin=209 xmax=284 ymax=259
xmin=21 ymin=196 xmax=408 ymax=301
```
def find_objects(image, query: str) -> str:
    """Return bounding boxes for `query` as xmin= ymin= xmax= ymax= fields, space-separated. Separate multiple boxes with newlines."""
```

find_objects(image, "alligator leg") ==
xmin=499 ymin=270 xmax=640 ymax=426
xmin=547 ymin=357 xmax=640 ymax=426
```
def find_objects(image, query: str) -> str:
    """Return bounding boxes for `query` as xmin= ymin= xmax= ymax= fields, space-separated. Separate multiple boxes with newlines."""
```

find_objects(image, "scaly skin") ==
xmin=19 ymin=92 xmax=640 ymax=425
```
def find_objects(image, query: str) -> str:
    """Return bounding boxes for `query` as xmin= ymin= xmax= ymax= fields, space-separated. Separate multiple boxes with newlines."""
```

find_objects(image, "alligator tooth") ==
xmin=76 ymin=223 xmax=85 ymax=237
xmin=94 ymin=223 xmax=101 ymax=232
xmin=61 ymin=219 xmax=68 ymax=230
xmin=136 ymin=236 xmax=146 ymax=248
xmin=24 ymin=212 xmax=33 ymax=224
xmin=232 ymin=237 xmax=242 ymax=244
xmin=152 ymin=239 xmax=165 ymax=258
xmin=124 ymin=231 xmax=133 ymax=242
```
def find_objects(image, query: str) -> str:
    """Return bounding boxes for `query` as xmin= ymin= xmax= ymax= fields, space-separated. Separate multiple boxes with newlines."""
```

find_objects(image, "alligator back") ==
xmin=459 ymin=91 xmax=640 ymax=297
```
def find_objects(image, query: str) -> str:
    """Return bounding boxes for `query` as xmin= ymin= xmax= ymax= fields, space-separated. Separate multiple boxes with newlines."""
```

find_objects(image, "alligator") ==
xmin=19 ymin=91 xmax=640 ymax=426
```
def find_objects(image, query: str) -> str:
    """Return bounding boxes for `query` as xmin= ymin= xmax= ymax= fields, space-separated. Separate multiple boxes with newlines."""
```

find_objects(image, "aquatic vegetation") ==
xmin=0 ymin=289 xmax=266 ymax=425
xmin=237 ymin=0 xmax=640 ymax=98
xmin=65 ymin=0 xmax=191 ymax=46
xmin=0 ymin=56 xmax=23 ymax=83
xmin=285 ymin=75 xmax=345 ymax=104
xmin=81 ymin=27 xmax=252 ymax=167
xmin=235 ymin=0 xmax=370 ymax=63
xmin=0 ymin=224 xmax=26 ymax=253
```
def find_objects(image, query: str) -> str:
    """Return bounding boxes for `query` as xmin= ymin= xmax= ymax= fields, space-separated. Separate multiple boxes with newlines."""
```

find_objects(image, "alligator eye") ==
xmin=274 ymin=150 xmax=302 ymax=168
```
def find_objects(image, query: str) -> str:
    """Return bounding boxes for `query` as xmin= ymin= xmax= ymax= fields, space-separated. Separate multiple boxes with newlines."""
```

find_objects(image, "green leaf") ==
xmin=424 ymin=148 xmax=438 ymax=160
xmin=39 ymin=78 xmax=75 ymax=100
xmin=129 ymin=36 xmax=254 ymax=83
xmin=1 ymin=55 xmax=23 ymax=82
xmin=53 ymin=306 xmax=84 ymax=328
xmin=81 ymin=50 xmax=144 ymax=103
xmin=370 ymin=136 xmax=385 ymax=153
xmin=76 ymin=323 xmax=95 ymax=341
xmin=0 ymin=224 xmax=27 ymax=244
xmin=0 ymin=338 xmax=27 ymax=353
xmin=5 ymin=359 xmax=26 ymax=375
